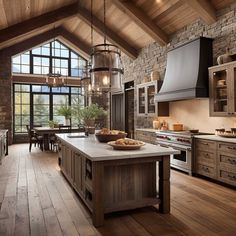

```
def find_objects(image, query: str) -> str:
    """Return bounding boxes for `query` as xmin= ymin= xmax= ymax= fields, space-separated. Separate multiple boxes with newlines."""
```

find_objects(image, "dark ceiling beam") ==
xmin=76 ymin=4 xmax=138 ymax=59
xmin=111 ymin=0 xmax=169 ymax=46
xmin=0 ymin=27 xmax=90 ymax=58
xmin=0 ymin=2 xmax=79 ymax=44
xmin=183 ymin=0 xmax=216 ymax=24
xmin=58 ymin=27 xmax=90 ymax=58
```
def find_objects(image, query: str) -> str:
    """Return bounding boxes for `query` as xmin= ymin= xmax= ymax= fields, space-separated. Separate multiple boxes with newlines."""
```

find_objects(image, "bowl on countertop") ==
xmin=95 ymin=133 xmax=127 ymax=143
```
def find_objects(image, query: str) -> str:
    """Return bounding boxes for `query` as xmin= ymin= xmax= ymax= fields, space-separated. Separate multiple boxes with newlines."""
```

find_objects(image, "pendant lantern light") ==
xmin=90 ymin=0 xmax=124 ymax=92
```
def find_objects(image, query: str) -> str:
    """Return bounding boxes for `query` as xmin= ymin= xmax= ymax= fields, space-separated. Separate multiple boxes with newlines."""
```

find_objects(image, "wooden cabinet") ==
xmin=209 ymin=61 xmax=236 ymax=116
xmin=195 ymin=139 xmax=217 ymax=178
xmin=218 ymin=142 xmax=236 ymax=186
xmin=60 ymin=143 xmax=93 ymax=211
xmin=137 ymin=81 xmax=169 ymax=117
xmin=0 ymin=130 xmax=8 ymax=164
xmin=194 ymin=138 xmax=236 ymax=186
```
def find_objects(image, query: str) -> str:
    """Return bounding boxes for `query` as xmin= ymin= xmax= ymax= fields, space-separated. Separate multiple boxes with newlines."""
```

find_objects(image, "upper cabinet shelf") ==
xmin=137 ymin=81 xmax=169 ymax=117
xmin=209 ymin=61 xmax=236 ymax=117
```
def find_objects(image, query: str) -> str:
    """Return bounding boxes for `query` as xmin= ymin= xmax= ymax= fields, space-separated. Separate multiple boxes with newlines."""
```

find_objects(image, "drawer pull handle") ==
xmin=201 ymin=142 xmax=209 ymax=146
xmin=202 ymin=166 xmax=210 ymax=172
xmin=227 ymin=146 xmax=236 ymax=150
xmin=227 ymin=174 xmax=236 ymax=180
xmin=205 ymin=153 xmax=210 ymax=158
xmin=228 ymin=159 xmax=236 ymax=165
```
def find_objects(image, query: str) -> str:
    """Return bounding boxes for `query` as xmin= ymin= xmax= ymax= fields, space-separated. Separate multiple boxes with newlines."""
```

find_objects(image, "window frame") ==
xmin=12 ymin=39 xmax=87 ymax=78
xmin=13 ymin=83 xmax=85 ymax=136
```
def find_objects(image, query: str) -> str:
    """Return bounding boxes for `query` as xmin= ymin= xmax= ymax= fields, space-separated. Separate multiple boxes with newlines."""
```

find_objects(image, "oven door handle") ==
xmin=157 ymin=141 xmax=191 ymax=151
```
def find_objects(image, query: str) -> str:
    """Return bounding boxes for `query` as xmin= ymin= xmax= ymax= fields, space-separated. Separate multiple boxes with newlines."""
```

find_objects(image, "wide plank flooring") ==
xmin=0 ymin=144 xmax=236 ymax=236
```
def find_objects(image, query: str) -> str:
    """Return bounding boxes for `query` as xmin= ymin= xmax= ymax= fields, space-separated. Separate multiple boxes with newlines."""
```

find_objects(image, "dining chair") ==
xmin=26 ymin=125 xmax=43 ymax=152
xmin=59 ymin=125 xmax=71 ymax=133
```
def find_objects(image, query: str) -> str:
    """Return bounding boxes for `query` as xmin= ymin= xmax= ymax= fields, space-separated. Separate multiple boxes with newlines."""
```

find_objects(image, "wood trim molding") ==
xmin=111 ymin=0 xmax=169 ymax=46
xmin=0 ymin=3 xmax=79 ymax=45
xmin=12 ymin=74 xmax=81 ymax=86
xmin=0 ymin=27 xmax=90 ymax=58
xmin=183 ymin=0 xmax=216 ymax=24
xmin=76 ymin=4 xmax=138 ymax=59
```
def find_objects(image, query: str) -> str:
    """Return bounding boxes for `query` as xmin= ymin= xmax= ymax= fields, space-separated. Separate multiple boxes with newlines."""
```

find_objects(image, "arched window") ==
xmin=12 ymin=39 xmax=87 ymax=78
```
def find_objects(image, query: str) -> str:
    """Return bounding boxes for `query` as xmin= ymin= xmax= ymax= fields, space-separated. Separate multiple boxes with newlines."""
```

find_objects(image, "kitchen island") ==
xmin=56 ymin=133 xmax=179 ymax=227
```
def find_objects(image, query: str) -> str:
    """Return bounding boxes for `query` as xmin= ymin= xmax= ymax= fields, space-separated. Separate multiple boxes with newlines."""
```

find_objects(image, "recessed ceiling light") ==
xmin=156 ymin=0 xmax=162 ymax=3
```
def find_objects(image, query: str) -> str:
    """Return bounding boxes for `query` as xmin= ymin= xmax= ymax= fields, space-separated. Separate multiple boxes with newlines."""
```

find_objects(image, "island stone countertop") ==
xmin=195 ymin=134 xmax=236 ymax=143
xmin=56 ymin=133 xmax=179 ymax=161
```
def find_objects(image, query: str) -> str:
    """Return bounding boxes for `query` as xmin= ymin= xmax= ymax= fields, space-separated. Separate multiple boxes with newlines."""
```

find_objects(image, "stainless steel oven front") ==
xmin=157 ymin=140 xmax=192 ymax=175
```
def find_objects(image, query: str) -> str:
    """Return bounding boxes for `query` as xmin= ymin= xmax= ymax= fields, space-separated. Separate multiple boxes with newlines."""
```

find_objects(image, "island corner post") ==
xmin=91 ymin=155 xmax=171 ymax=227
xmin=56 ymin=134 xmax=176 ymax=227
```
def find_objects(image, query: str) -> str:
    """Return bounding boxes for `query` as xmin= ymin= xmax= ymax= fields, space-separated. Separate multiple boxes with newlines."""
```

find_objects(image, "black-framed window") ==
xmin=12 ymin=52 xmax=30 ymax=74
xmin=14 ymin=84 xmax=30 ymax=133
xmin=12 ymin=39 xmax=87 ymax=78
xmin=13 ymin=83 xmax=84 ymax=134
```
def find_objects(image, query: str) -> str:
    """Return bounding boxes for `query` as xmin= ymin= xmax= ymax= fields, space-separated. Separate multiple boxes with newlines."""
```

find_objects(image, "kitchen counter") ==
xmin=56 ymin=133 xmax=178 ymax=161
xmin=195 ymin=134 xmax=236 ymax=143
xmin=56 ymin=134 xmax=179 ymax=227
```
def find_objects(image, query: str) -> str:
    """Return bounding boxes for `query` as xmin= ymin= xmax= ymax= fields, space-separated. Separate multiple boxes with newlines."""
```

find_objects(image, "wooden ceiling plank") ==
xmin=0 ymin=27 xmax=90 ymax=59
xmin=76 ymin=4 xmax=138 ymax=59
xmin=183 ymin=0 xmax=216 ymax=24
xmin=154 ymin=0 xmax=184 ymax=22
xmin=0 ymin=2 xmax=79 ymax=44
xmin=111 ymin=0 xmax=169 ymax=46
xmin=0 ymin=0 xmax=8 ymax=28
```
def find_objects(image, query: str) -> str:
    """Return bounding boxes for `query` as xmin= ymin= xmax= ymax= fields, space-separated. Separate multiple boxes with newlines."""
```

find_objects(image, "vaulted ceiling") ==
xmin=0 ymin=0 xmax=234 ymax=59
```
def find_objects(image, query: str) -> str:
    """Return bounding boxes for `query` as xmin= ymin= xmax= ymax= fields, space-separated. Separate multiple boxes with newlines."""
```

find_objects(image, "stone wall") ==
xmin=0 ymin=54 xmax=12 ymax=144
xmin=121 ymin=2 xmax=236 ymax=130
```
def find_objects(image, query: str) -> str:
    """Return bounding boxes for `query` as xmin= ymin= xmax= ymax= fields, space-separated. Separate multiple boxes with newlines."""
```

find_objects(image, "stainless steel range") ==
xmin=156 ymin=130 xmax=202 ymax=175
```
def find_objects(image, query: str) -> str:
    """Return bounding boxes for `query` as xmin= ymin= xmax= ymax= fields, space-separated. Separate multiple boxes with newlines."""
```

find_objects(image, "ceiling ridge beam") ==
xmin=111 ymin=0 xmax=169 ymax=46
xmin=0 ymin=2 xmax=79 ymax=44
xmin=183 ymin=0 xmax=216 ymax=24
xmin=0 ymin=27 xmax=90 ymax=58
xmin=76 ymin=4 xmax=138 ymax=59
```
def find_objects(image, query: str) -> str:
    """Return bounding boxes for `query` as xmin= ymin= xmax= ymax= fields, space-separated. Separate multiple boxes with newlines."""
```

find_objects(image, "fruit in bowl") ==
xmin=95 ymin=128 xmax=127 ymax=142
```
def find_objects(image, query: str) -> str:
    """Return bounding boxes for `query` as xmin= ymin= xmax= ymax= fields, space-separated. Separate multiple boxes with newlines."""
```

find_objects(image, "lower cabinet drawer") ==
xmin=218 ymin=142 xmax=236 ymax=155
xmin=195 ymin=150 xmax=215 ymax=167
xmin=218 ymin=152 xmax=236 ymax=172
xmin=195 ymin=139 xmax=216 ymax=151
xmin=196 ymin=164 xmax=216 ymax=178
xmin=218 ymin=169 xmax=236 ymax=187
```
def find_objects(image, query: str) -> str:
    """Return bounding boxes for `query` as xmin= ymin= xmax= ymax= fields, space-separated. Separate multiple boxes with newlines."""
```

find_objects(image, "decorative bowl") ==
xmin=107 ymin=141 xmax=145 ymax=150
xmin=95 ymin=133 xmax=127 ymax=143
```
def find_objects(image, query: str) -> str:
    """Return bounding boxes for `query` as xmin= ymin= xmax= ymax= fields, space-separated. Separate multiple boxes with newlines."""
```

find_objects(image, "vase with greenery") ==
xmin=48 ymin=120 xmax=58 ymax=128
xmin=81 ymin=104 xmax=106 ymax=127
xmin=56 ymin=104 xmax=72 ymax=125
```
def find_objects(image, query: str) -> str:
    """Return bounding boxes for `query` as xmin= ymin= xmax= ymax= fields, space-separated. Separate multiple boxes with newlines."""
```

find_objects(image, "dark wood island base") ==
xmin=57 ymin=134 xmax=176 ymax=227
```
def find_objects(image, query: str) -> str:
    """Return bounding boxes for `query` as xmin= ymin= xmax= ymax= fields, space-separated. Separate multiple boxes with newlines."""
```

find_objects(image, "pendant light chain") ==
xmin=91 ymin=0 xmax=93 ymax=48
xmin=104 ymin=0 xmax=106 ymax=45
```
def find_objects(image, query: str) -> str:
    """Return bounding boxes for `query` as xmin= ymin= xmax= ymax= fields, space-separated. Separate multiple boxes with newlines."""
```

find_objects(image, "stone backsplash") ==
xmin=121 ymin=2 xmax=236 ymax=131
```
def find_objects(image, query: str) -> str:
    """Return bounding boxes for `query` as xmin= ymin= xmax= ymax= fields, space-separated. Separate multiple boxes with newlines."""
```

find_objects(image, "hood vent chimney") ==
xmin=155 ymin=37 xmax=213 ymax=102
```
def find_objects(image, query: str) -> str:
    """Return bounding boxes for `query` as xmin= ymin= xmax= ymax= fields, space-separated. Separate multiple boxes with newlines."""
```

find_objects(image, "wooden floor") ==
xmin=0 ymin=144 xmax=236 ymax=236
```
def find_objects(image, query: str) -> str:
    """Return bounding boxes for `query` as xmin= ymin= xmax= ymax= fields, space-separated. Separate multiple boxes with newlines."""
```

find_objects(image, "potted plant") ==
xmin=56 ymin=104 xmax=72 ymax=125
xmin=48 ymin=120 xmax=58 ymax=128
xmin=81 ymin=104 xmax=106 ymax=133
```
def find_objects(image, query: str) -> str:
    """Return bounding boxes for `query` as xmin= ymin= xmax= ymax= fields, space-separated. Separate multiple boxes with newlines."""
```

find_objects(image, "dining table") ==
xmin=33 ymin=127 xmax=81 ymax=151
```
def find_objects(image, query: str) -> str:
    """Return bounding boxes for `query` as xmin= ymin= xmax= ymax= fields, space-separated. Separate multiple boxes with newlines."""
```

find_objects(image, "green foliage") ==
xmin=81 ymin=104 xmax=106 ymax=121
xmin=71 ymin=96 xmax=83 ymax=125
xmin=56 ymin=104 xmax=72 ymax=119
xmin=48 ymin=120 xmax=58 ymax=128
